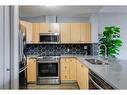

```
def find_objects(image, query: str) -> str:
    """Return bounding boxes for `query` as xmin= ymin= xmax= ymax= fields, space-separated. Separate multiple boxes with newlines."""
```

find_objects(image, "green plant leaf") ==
xmin=99 ymin=26 xmax=122 ymax=58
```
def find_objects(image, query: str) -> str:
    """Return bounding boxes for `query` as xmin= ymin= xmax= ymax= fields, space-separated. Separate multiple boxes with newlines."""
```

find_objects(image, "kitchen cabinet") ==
xmin=60 ymin=58 xmax=77 ymax=81
xmin=32 ymin=23 xmax=40 ymax=43
xmin=76 ymin=60 xmax=89 ymax=89
xmin=61 ymin=57 xmax=88 ymax=89
xmin=50 ymin=23 xmax=59 ymax=33
xmin=69 ymin=58 xmax=77 ymax=80
xmin=20 ymin=20 xmax=33 ymax=43
xmin=39 ymin=23 xmax=59 ymax=33
xmin=81 ymin=64 xmax=89 ymax=89
xmin=60 ymin=23 xmax=91 ymax=43
xmin=27 ymin=58 xmax=37 ymax=83
xmin=39 ymin=23 xmax=50 ymax=33
xmin=70 ymin=23 xmax=81 ymax=43
xmin=60 ymin=23 xmax=71 ymax=43
xmin=20 ymin=21 xmax=91 ymax=43
xmin=80 ymin=23 xmax=91 ymax=43
xmin=60 ymin=58 xmax=70 ymax=80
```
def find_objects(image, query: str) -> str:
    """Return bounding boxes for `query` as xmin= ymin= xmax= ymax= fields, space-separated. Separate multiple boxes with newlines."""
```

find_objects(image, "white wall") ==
xmin=0 ymin=6 xmax=12 ymax=89
xmin=89 ymin=14 xmax=99 ymax=43
xmin=90 ymin=13 xmax=127 ymax=59
xmin=20 ymin=16 xmax=90 ymax=23
xmin=20 ymin=16 xmax=45 ymax=23
xmin=0 ymin=6 xmax=4 ymax=89
xmin=57 ymin=17 xmax=89 ymax=23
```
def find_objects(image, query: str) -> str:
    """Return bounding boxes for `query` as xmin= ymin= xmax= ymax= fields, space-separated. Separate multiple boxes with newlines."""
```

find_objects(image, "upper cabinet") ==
xmin=50 ymin=23 xmax=59 ymax=33
xmin=20 ymin=22 xmax=91 ymax=44
xmin=80 ymin=23 xmax=91 ymax=43
xmin=32 ymin=23 xmax=40 ymax=43
xmin=32 ymin=23 xmax=59 ymax=43
xmin=70 ymin=23 xmax=81 ymax=43
xmin=20 ymin=20 xmax=33 ymax=43
xmin=39 ymin=23 xmax=50 ymax=33
xmin=39 ymin=23 xmax=59 ymax=33
xmin=60 ymin=23 xmax=71 ymax=43
xmin=60 ymin=23 xmax=91 ymax=43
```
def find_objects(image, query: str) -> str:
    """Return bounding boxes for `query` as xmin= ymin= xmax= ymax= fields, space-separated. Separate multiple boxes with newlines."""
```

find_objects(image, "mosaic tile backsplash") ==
xmin=91 ymin=43 xmax=98 ymax=55
xmin=25 ymin=44 xmax=92 ymax=56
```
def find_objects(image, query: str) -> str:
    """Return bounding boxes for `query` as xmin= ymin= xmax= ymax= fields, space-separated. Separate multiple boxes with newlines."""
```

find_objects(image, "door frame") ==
xmin=10 ymin=6 xmax=19 ymax=89
xmin=0 ymin=6 xmax=4 ymax=89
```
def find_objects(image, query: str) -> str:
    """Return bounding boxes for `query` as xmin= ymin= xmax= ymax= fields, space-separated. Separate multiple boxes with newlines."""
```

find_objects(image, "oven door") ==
xmin=37 ymin=62 xmax=59 ymax=78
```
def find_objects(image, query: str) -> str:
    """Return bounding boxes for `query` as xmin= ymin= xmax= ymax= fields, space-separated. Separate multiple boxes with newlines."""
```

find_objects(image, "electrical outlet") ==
xmin=67 ymin=48 xmax=70 ymax=52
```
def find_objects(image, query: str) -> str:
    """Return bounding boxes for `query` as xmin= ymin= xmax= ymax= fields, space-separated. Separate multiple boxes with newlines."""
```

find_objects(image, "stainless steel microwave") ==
xmin=39 ymin=33 xmax=59 ymax=43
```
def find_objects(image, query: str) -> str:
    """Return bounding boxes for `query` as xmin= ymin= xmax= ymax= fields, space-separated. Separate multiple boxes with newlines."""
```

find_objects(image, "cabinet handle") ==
xmin=65 ymin=75 xmax=67 ymax=78
xmin=65 ymin=66 xmax=67 ymax=69
xmin=81 ymin=65 xmax=83 ymax=67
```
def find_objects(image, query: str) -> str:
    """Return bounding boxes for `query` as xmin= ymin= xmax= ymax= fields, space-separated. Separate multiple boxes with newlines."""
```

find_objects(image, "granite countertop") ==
xmin=27 ymin=54 xmax=127 ymax=89
xmin=77 ymin=55 xmax=127 ymax=89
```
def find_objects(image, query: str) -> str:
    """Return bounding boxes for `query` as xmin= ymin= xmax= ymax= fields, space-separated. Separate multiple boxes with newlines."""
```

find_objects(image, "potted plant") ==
xmin=99 ymin=26 xmax=123 ymax=58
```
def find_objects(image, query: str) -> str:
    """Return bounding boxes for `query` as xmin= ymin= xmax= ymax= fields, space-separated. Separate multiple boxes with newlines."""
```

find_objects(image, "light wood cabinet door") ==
xmin=61 ymin=72 xmax=70 ymax=80
xmin=71 ymin=23 xmax=81 ymax=43
xmin=61 ymin=59 xmax=69 ymax=72
xmin=76 ymin=60 xmax=89 ymax=89
xmin=76 ymin=60 xmax=82 ymax=87
xmin=80 ymin=64 xmax=89 ymax=89
xmin=69 ymin=58 xmax=77 ymax=80
xmin=60 ymin=58 xmax=77 ymax=81
xmin=39 ymin=23 xmax=50 ymax=33
xmin=80 ymin=23 xmax=91 ymax=43
xmin=20 ymin=20 xmax=33 ymax=43
xmin=27 ymin=59 xmax=37 ymax=83
xmin=60 ymin=58 xmax=70 ymax=80
xmin=32 ymin=23 xmax=40 ymax=43
xmin=60 ymin=23 xmax=71 ymax=43
xmin=50 ymin=23 xmax=59 ymax=33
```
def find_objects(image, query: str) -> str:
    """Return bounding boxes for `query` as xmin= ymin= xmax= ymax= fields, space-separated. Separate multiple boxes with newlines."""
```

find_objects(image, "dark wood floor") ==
xmin=27 ymin=82 xmax=79 ymax=90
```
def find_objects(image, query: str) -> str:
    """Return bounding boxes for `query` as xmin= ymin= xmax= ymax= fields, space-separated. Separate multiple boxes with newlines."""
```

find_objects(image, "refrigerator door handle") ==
xmin=6 ymin=68 xmax=10 ymax=71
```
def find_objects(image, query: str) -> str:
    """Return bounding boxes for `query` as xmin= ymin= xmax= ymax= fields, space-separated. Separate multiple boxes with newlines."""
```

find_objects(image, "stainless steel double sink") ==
xmin=85 ymin=59 xmax=109 ymax=65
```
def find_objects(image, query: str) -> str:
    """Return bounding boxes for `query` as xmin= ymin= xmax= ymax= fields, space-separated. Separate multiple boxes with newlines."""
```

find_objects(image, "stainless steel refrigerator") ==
xmin=19 ymin=26 xmax=27 ymax=89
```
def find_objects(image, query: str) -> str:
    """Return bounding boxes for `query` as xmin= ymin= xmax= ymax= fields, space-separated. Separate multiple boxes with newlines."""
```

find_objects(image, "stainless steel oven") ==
xmin=39 ymin=33 xmax=59 ymax=43
xmin=89 ymin=69 xmax=116 ymax=89
xmin=37 ymin=56 xmax=60 ymax=84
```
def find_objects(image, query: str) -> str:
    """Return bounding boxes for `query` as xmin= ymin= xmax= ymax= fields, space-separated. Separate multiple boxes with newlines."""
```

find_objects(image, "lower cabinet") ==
xmin=60 ymin=57 xmax=89 ymax=89
xmin=27 ymin=58 xmax=37 ymax=83
xmin=60 ymin=58 xmax=77 ymax=81
xmin=76 ymin=60 xmax=89 ymax=89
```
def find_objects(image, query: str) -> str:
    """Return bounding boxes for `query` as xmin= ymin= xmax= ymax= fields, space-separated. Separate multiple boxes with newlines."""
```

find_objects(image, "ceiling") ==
xmin=19 ymin=6 xmax=103 ymax=18
xmin=19 ymin=6 xmax=127 ymax=18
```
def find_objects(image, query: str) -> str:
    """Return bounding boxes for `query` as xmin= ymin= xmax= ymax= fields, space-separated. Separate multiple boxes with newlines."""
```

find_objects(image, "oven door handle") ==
xmin=89 ymin=76 xmax=104 ymax=90
xmin=37 ymin=61 xmax=59 ymax=63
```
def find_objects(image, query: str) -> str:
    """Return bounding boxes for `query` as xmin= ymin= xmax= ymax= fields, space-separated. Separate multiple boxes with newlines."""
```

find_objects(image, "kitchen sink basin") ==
xmin=85 ymin=59 xmax=109 ymax=65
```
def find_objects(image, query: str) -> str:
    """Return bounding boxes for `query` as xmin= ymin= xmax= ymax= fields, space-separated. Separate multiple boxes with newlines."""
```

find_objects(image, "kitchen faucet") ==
xmin=98 ymin=44 xmax=107 ymax=58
